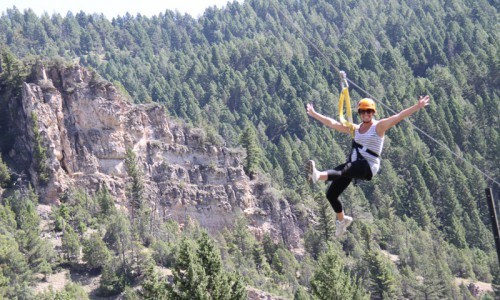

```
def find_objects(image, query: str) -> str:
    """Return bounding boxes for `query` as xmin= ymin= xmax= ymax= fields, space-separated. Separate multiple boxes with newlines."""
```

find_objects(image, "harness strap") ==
xmin=349 ymin=140 xmax=376 ymax=185
xmin=352 ymin=140 xmax=380 ymax=158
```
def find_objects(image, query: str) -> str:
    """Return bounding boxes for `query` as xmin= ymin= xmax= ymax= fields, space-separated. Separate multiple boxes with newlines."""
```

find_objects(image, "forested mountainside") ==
xmin=0 ymin=0 xmax=498 ymax=298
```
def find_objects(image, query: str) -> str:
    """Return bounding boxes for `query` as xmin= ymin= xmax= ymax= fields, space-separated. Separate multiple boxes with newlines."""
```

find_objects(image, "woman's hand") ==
xmin=306 ymin=103 xmax=316 ymax=116
xmin=417 ymin=95 xmax=430 ymax=110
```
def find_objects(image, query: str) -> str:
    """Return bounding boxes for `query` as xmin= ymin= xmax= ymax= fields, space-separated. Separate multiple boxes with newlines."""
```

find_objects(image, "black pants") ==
xmin=326 ymin=159 xmax=373 ymax=213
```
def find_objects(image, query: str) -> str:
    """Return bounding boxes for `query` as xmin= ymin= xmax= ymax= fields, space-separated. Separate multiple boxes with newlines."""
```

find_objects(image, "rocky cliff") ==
xmin=5 ymin=62 xmax=306 ymax=250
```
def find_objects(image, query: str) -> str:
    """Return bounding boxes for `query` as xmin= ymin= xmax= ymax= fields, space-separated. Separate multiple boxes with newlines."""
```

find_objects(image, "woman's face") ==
xmin=358 ymin=109 xmax=375 ymax=123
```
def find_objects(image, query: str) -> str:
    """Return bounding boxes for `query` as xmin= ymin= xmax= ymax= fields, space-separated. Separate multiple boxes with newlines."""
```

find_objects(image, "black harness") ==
xmin=347 ymin=140 xmax=378 ymax=183
xmin=351 ymin=140 xmax=380 ymax=158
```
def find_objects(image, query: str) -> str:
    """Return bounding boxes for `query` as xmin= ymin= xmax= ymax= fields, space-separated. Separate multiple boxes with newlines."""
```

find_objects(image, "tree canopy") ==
xmin=0 ymin=0 xmax=498 ymax=298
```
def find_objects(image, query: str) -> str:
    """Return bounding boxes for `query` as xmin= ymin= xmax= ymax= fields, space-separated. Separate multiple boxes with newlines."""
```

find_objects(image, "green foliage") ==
xmin=151 ymin=219 xmax=180 ymax=267
xmin=239 ymin=124 xmax=262 ymax=178
xmin=364 ymin=250 xmax=400 ymax=299
xmin=99 ymin=257 xmax=128 ymax=296
xmin=0 ymin=189 xmax=58 ymax=298
xmin=303 ymin=227 xmax=325 ymax=260
xmin=271 ymin=247 xmax=299 ymax=278
xmin=0 ymin=154 xmax=10 ymax=187
xmin=125 ymin=147 xmax=152 ymax=244
xmin=125 ymin=148 xmax=144 ymax=218
xmin=83 ymin=232 xmax=111 ymax=270
xmin=167 ymin=231 xmax=247 ymax=299
xmin=64 ymin=189 xmax=97 ymax=232
xmin=169 ymin=239 xmax=209 ymax=299
xmin=0 ymin=48 xmax=30 ymax=85
xmin=294 ymin=286 xmax=311 ymax=300
xmin=310 ymin=243 xmax=369 ymax=299
xmin=53 ymin=203 xmax=69 ymax=232
xmin=140 ymin=265 xmax=169 ymax=299
xmin=31 ymin=112 xmax=50 ymax=184
xmin=62 ymin=225 xmax=81 ymax=264
xmin=313 ymin=191 xmax=335 ymax=242
xmin=0 ymin=0 xmax=498 ymax=298
xmin=5 ymin=188 xmax=39 ymax=231
xmin=0 ymin=233 xmax=31 ymax=297
xmin=38 ymin=283 xmax=89 ymax=300
xmin=228 ymin=216 xmax=255 ymax=260
xmin=96 ymin=184 xmax=116 ymax=218
xmin=0 ymin=271 xmax=7 ymax=299
xmin=4 ymin=189 xmax=57 ymax=275
xmin=104 ymin=212 xmax=132 ymax=265
xmin=492 ymin=265 xmax=500 ymax=298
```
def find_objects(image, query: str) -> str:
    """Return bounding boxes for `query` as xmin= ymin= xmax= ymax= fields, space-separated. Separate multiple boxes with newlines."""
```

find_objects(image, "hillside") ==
xmin=0 ymin=0 xmax=499 ymax=299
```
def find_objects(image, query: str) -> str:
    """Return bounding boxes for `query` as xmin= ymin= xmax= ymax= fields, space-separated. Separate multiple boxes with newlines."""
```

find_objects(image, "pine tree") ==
xmin=125 ymin=148 xmax=144 ymax=219
xmin=0 ymin=232 xmax=31 ymax=298
xmin=5 ymin=188 xmax=55 ymax=273
xmin=419 ymin=259 xmax=456 ymax=299
xmin=83 ymin=232 xmax=111 ymax=270
xmin=104 ymin=212 xmax=132 ymax=269
xmin=304 ymin=227 xmax=325 ymax=260
xmin=252 ymin=243 xmax=269 ymax=274
xmin=271 ymin=247 xmax=300 ymax=278
xmin=276 ymin=135 xmax=300 ymax=187
xmin=95 ymin=184 xmax=114 ymax=217
xmin=167 ymin=232 xmax=246 ymax=299
xmin=141 ymin=265 xmax=169 ymax=299
xmin=371 ymin=186 xmax=395 ymax=220
xmin=314 ymin=192 xmax=335 ymax=242
xmin=167 ymin=237 xmax=208 ymax=299
xmin=31 ymin=112 xmax=50 ymax=184
xmin=231 ymin=215 xmax=254 ymax=259
xmin=125 ymin=148 xmax=151 ymax=244
xmin=406 ymin=189 xmax=431 ymax=229
xmin=451 ymin=166 xmax=491 ymax=250
xmin=99 ymin=257 xmax=127 ymax=296
xmin=197 ymin=231 xmax=246 ymax=299
xmin=286 ymin=98 xmax=308 ymax=139
xmin=364 ymin=250 xmax=400 ymax=299
xmin=407 ymin=165 xmax=433 ymax=228
xmin=262 ymin=233 xmax=278 ymax=266
xmin=310 ymin=243 xmax=369 ymax=300
xmin=197 ymin=231 xmax=225 ymax=298
xmin=0 ymin=154 xmax=9 ymax=187
xmin=239 ymin=124 xmax=261 ymax=178
xmin=0 ymin=270 xmax=7 ymax=299
xmin=62 ymin=225 xmax=81 ymax=264
xmin=437 ymin=183 xmax=467 ymax=248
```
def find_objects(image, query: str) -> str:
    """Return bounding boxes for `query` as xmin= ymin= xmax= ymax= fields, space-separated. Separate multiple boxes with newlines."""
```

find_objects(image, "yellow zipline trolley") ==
xmin=338 ymin=71 xmax=355 ymax=138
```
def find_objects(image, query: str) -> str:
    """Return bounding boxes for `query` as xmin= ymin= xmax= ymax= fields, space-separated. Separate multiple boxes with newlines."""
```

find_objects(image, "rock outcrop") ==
xmin=6 ymin=63 xmax=304 ymax=249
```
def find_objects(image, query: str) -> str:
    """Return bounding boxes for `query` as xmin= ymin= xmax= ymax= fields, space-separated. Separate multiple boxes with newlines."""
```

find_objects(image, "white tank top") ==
xmin=350 ymin=121 xmax=385 ymax=175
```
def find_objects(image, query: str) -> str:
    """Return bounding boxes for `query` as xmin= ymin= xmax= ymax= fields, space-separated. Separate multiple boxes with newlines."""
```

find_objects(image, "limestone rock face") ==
xmin=7 ymin=64 xmax=303 ymax=249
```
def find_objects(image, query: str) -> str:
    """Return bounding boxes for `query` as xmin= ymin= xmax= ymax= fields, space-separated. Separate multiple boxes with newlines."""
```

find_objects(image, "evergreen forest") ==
xmin=0 ymin=0 xmax=499 ymax=298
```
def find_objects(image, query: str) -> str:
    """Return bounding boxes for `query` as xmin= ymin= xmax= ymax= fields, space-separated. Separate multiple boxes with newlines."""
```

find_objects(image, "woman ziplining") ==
xmin=266 ymin=0 xmax=499 ymax=191
xmin=306 ymin=73 xmax=430 ymax=237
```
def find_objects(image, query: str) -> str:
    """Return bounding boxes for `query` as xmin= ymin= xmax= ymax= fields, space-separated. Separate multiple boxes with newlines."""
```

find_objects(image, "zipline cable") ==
xmin=269 ymin=1 xmax=499 ymax=187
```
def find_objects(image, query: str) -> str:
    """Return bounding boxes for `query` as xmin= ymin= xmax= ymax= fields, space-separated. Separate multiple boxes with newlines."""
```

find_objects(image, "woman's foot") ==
xmin=306 ymin=160 xmax=320 ymax=184
xmin=335 ymin=216 xmax=353 ymax=237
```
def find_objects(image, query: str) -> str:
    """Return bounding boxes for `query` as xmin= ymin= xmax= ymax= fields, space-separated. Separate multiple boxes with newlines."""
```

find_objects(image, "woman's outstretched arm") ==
xmin=306 ymin=103 xmax=352 ymax=134
xmin=376 ymin=95 xmax=430 ymax=136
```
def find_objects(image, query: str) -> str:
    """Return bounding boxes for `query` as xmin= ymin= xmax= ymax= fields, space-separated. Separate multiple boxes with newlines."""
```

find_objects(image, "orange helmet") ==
xmin=357 ymin=98 xmax=376 ymax=113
